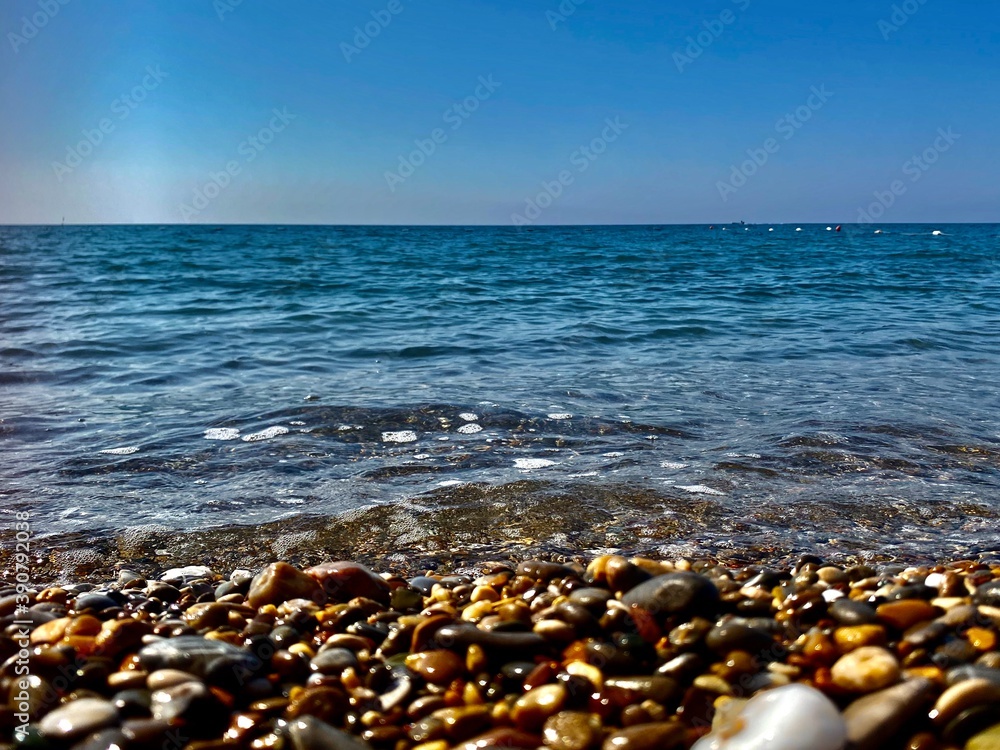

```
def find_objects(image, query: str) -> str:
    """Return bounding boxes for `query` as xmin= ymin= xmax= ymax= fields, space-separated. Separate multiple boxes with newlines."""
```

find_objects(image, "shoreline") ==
xmin=3 ymin=551 xmax=999 ymax=749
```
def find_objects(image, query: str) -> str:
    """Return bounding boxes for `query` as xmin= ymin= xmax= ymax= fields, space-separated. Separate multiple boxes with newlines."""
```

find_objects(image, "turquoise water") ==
xmin=2 ymin=224 xmax=999 ymax=558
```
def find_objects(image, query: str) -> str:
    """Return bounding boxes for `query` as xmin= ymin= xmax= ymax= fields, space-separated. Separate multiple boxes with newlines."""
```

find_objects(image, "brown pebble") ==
xmin=601 ymin=721 xmax=685 ymax=750
xmin=877 ymin=600 xmax=940 ymax=631
xmin=542 ymin=711 xmax=603 ymax=750
xmin=247 ymin=562 xmax=322 ymax=608
xmin=512 ymin=684 xmax=568 ymax=732
xmin=834 ymin=625 xmax=887 ymax=652
xmin=405 ymin=650 xmax=466 ymax=685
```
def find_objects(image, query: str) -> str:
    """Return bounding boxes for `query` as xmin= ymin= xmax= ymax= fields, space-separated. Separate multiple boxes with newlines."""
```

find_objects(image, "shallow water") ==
xmin=2 ymin=224 xmax=999 ymax=563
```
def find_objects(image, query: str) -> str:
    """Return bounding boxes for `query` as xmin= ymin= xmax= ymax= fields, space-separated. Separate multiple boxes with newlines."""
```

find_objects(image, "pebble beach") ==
xmin=4 ymin=553 xmax=1000 ymax=750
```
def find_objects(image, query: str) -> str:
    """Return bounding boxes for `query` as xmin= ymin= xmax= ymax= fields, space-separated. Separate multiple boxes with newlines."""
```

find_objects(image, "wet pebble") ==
xmin=38 ymin=698 xmax=119 ymax=741
xmin=831 ymin=646 xmax=901 ymax=692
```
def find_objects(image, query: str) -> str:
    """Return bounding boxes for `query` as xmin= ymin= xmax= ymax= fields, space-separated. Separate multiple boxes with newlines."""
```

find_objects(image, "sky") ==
xmin=1 ymin=0 xmax=998 ymax=225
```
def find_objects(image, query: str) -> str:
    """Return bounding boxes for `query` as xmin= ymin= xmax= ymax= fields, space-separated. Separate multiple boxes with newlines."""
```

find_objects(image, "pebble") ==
xmin=286 ymin=715 xmax=376 ymax=750
xmin=307 ymin=561 xmax=392 ymax=604
xmin=966 ymin=723 xmax=1000 ymax=750
xmin=405 ymin=650 xmax=466 ymax=685
xmin=511 ymin=684 xmax=567 ymax=732
xmin=37 ymin=698 xmax=119 ymax=741
xmin=829 ymin=599 xmax=878 ymax=626
xmin=931 ymin=679 xmax=1000 ymax=728
xmin=602 ymin=722 xmax=686 ymax=750
xmin=876 ymin=599 xmax=940 ymax=630
xmin=621 ymin=572 xmax=720 ymax=619
xmin=542 ymin=711 xmax=603 ymax=750
xmin=842 ymin=678 xmax=936 ymax=750
xmin=831 ymin=646 xmax=901 ymax=692
xmin=691 ymin=684 xmax=846 ymax=750
xmin=137 ymin=635 xmax=259 ymax=681
xmin=247 ymin=562 xmax=321 ymax=608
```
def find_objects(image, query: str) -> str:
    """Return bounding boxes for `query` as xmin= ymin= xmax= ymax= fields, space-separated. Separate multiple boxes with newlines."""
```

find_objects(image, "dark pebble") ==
xmin=621 ymin=573 xmax=720 ymax=620
xmin=830 ymin=599 xmax=879 ymax=626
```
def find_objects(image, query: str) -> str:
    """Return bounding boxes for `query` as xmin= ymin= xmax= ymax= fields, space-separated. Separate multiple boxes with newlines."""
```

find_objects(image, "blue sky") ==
xmin=1 ymin=0 xmax=997 ymax=224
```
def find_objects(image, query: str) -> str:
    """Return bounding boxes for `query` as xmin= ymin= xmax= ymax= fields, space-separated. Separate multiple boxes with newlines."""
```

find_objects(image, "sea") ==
xmin=2 ymin=224 xmax=999 ymax=567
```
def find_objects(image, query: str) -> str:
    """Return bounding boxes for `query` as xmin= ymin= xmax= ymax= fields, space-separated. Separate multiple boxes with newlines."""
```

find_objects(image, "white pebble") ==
xmin=692 ymin=684 xmax=847 ymax=750
xmin=547 ymin=412 xmax=573 ymax=420
xmin=675 ymin=484 xmax=725 ymax=496
xmin=458 ymin=413 xmax=478 ymax=421
xmin=457 ymin=423 xmax=483 ymax=434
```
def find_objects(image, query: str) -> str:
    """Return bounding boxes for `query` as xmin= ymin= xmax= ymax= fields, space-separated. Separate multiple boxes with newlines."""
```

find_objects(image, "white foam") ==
xmin=547 ymin=412 xmax=573 ymax=420
xmin=603 ymin=452 xmax=624 ymax=458
xmin=289 ymin=420 xmax=305 ymax=426
xmin=99 ymin=446 xmax=139 ymax=455
xmin=457 ymin=423 xmax=483 ymax=434
xmin=242 ymin=426 xmax=289 ymax=442
xmin=413 ymin=454 xmax=431 ymax=460
xmin=382 ymin=430 xmax=418 ymax=443
xmin=204 ymin=428 xmax=240 ymax=441
xmin=458 ymin=412 xmax=478 ymax=421
xmin=675 ymin=484 xmax=725 ymax=496
xmin=438 ymin=480 xmax=465 ymax=487
xmin=660 ymin=461 xmax=688 ymax=469
xmin=514 ymin=458 xmax=556 ymax=469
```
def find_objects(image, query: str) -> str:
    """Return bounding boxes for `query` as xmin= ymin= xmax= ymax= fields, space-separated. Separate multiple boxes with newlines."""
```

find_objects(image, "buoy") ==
xmin=796 ymin=227 xmax=802 ymax=232
xmin=826 ymin=226 xmax=832 ymax=231
xmin=874 ymin=230 xmax=883 ymax=234
xmin=835 ymin=225 xmax=842 ymax=232
xmin=932 ymin=230 xmax=943 ymax=236
xmin=769 ymin=228 xmax=774 ymax=232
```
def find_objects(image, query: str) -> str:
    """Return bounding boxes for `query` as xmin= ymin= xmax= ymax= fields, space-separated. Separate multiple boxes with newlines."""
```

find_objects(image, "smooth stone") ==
xmin=932 ymin=679 xmax=1000 ymax=728
xmin=306 ymin=561 xmax=391 ymax=605
xmin=405 ymin=650 xmax=465 ymax=685
xmin=569 ymin=588 xmax=613 ymax=612
xmin=120 ymin=718 xmax=171 ymax=745
xmin=247 ymin=562 xmax=322 ymax=608
xmin=145 ymin=582 xmax=181 ymax=603
xmin=160 ymin=566 xmax=214 ymax=584
xmin=147 ymin=669 xmax=200 ymax=690
xmin=38 ymin=698 xmax=119 ymax=741
xmin=621 ymin=572 xmax=720 ymax=619
xmin=876 ymin=600 xmax=940 ymax=630
xmin=71 ymin=728 xmax=129 ymax=750
xmin=705 ymin=620 xmax=773 ymax=656
xmin=310 ymin=647 xmax=359 ymax=675
xmin=456 ymin=728 xmax=542 ymax=750
xmin=137 ymin=635 xmax=257 ymax=681
xmin=604 ymin=676 xmax=681 ymax=704
xmin=72 ymin=593 xmax=120 ymax=613
xmin=586 ymin=556 xmax=652 ymax=594
xmin=974 ymin=581 xmax=1000 ymax=608
xmin=831 ymin=646 xmax=901 ymax=692
xmin=949 ymin=666 xmax=1000 ymax=687
xmin=516 ymin=560 xmax=575 ymax=581
xmin=542 ymin=711 xmax=603 ymax=750
xmin=431 ymin=705 xmax=492 ymax=740
xmin=829 ymin=599 xmax=878 ymax=626
xmin=833 ymin=625 xmax=886 ymax=651
xmin=842 ymin=678 xmax=936 ymax=750
xmin=94 ymin=618 xmax=152 ymax=656
xmin=287 ymin=686 xmax=351 ymax=723
xmin=511 ymin=684 xmax=567 ymax=732
xmin=434 ymin=622 xmax=546 ymax=651
xmin=409 ymin=576 xmax=438 ymax=595
xmin=966 ymin=723 xmax=1000 ymax=750
xmin=287 ymin=715 xmax=375 ymax=750
xmin=110 ymin=689 xmax=152 ymax=719
xmin=603 ymin=722 xmax=685 ymax=750
xmin=691 ymin=684 xmax=846 ymax=750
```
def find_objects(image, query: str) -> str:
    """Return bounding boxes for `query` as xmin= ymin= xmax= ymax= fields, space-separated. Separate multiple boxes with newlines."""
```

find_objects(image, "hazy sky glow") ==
xmin=1 ymin=0 xmax=998 ymax=225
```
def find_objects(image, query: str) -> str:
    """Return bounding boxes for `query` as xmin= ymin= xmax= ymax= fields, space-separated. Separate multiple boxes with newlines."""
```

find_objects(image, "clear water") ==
xmin=2 ymin=224 xmax=999 ymax=560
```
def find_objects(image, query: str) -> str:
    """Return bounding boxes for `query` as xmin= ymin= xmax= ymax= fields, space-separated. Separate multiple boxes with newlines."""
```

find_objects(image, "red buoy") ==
xmin=835 ymin=225 xmax=842 ymax=232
